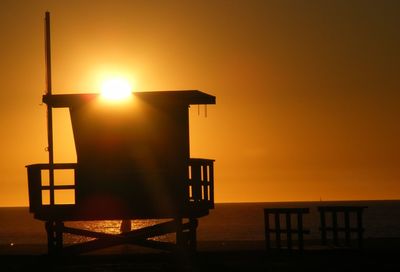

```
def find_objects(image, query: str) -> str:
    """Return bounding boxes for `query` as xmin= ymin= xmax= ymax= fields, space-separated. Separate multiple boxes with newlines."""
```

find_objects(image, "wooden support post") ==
xmin=176 ymin=217 xmax=184 ymax=247
xmin=46 ymin=221 xmax=63 ymax=255
xmin=45 ymin=221 xmax=54 ymax=254
xmin=188 ymin=218 xmax=198 ymax=251
xmin=45 ymin=221 xmax=64 ymax=255
xmin=55 ymin=221 xmax=64 ymax=252
xmin=174 ymin=217 xmax=198 ymax=253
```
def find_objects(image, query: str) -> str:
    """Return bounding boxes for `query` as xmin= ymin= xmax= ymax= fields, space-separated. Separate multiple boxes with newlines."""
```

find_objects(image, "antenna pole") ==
xmin=45 ymin=11 xmax=55 ymax=205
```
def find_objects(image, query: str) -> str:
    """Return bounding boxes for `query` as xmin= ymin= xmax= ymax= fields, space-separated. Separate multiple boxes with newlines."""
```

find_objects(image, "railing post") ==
xmin=298 ymin=212 xmax=304 ymax=251
xmin=209 ymin=163 xmax=214 ymax=207
xmin=264 ymin=210 xmax=271 ymax=250
xmin=320 ymin=208 xmax=327 ymax=245
xmin=357 ymin=209 xmax=364 ymax=248
xmin=275 ymin=212 xmax=281 ymax=249
xmin=332 ymin=211 xmax=338 ymax=246
xmin=202 ymin=164 xmax=208 ymax=201
xmin=286 ymin=212 xmax=292 ymax=250
xmin=191 ymin=161 xmax=201 ymax=202
xmin=344 ymin=210 xmax=351 ymax=246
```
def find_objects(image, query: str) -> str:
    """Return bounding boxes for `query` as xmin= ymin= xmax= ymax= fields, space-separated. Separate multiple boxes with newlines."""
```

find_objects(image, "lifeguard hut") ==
xmin=26 ymin=13 xmax=216 ymax=255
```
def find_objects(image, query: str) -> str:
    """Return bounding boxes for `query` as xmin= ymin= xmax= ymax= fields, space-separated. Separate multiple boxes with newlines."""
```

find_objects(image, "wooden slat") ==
xmin=318 ymin=206 xmax=367 ymax=212
xmin=41 ymin=185 xmax=75 ymax=190
xmin=264 ymin=208 xmax=310 ymax=214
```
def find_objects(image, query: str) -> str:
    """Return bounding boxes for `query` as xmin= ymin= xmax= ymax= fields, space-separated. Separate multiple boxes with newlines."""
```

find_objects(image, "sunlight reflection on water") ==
xmin=65 ymin=219 xmax=174 ymax=244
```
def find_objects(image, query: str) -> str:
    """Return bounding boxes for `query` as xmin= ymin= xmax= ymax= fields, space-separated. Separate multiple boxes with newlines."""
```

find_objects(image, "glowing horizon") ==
xmin=0 ymin=1 xmax=399 ymax=206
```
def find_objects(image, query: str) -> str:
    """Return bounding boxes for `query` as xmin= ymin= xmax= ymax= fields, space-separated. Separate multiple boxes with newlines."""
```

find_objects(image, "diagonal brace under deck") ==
xmin=52 ymin=219 xmax=197 ymax=255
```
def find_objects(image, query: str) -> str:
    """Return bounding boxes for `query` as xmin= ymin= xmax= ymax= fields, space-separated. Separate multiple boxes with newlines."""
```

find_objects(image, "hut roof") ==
xmin=43 ymin=90 xmax=216 ymax=108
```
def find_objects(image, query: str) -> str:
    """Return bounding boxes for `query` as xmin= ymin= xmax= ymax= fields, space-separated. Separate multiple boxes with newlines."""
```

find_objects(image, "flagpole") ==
xmin=45 ymin=11 xmax=55 ymax=205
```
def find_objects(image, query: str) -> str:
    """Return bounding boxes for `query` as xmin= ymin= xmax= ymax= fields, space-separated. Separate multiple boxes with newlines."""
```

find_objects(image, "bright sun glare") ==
xmin=100 ymin=77 xmax=132 ymax=101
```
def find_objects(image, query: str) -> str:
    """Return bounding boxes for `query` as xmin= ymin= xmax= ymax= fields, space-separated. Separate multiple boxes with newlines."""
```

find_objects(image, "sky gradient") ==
xmin=0 ymin=0 xmax=399 ymax=206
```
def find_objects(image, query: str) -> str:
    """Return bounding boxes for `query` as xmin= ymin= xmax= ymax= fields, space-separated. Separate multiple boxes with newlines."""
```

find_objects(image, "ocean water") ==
xmin=0 ymin=200 xmax=399 ymax=246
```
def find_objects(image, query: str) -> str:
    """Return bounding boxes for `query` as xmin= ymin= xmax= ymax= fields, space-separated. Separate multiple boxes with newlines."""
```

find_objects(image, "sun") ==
xmin=100 ymin=77 xmax=133 ymax=101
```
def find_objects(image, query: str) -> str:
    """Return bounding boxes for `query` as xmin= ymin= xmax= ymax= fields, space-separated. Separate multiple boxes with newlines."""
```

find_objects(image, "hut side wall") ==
xmin=69 ymin=99 xmax=190 ymax=217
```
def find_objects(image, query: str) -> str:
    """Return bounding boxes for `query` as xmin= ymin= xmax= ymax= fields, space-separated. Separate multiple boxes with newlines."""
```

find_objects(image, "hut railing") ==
xmin=26 ymin=163 xmax=77 ymax=212
xmin=27 ymin=159 xmax=215 ymax=212
xmin=188 ymin=158 xmax=214 ymax=209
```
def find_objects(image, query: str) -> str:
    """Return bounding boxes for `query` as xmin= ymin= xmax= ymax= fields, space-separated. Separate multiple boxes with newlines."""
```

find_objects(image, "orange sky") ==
xmin=0 ymin=0 xmax=399 ymax=206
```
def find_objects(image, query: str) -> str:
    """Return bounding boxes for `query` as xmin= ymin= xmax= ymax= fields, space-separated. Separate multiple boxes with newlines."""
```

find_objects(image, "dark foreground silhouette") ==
xmin=1 ymin=246 xmax=400 ymax=272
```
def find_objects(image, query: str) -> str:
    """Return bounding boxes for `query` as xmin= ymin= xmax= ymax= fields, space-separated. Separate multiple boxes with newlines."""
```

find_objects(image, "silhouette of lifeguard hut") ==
xmin=26 ymin=13 xmax=216 ymax=255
